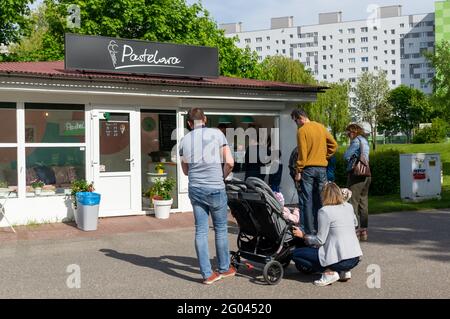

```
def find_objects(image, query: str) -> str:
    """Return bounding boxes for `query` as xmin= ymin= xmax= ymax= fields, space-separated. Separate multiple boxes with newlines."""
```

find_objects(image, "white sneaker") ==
xmin=313 ymin=272 xmax=340 ymax=286
xmin=339 ymin=271 xmax=351 ymax=282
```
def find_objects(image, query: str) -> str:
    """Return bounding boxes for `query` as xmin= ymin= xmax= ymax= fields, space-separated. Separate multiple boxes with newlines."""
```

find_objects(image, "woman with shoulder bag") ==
xmin=343 ymin=124 xmax=371 ymax=241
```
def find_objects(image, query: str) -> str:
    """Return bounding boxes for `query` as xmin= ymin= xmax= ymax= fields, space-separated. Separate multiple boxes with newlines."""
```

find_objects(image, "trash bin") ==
xmin=76 ymin=192 xmax=101 ymax=231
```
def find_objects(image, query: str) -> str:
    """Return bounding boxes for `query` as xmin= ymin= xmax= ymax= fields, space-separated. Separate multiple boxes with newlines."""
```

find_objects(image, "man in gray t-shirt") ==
xmin=179 ymin=124 xmax=228 ymax=189
xmin=179 ymin=107 xmax=235 ymax=284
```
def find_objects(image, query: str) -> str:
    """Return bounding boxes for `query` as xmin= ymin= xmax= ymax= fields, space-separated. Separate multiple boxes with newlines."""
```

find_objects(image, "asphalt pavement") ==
xmin=0 ymin=210 xmax=449 ymax=299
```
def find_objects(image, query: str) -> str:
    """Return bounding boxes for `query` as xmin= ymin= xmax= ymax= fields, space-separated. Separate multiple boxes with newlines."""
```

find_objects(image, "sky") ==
xmin=186 ymin=0 xmax=438 ymax=31
xmin=30 ymin=0 xmax=438 ymax=31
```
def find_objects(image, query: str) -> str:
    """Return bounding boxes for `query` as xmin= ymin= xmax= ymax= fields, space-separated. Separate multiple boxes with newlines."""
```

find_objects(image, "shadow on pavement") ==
xmin=369 ymin=210 xmax=450 ymax=262
xmin=99 ymin=249 xmax=202 ymax=283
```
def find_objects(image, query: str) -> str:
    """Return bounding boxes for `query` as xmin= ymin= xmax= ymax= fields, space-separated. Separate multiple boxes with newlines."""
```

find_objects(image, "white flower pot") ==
xmin=34 ymin=188 xmax=42 ymax=195
xmin=152 ymin=198 xmax=173 ymax=219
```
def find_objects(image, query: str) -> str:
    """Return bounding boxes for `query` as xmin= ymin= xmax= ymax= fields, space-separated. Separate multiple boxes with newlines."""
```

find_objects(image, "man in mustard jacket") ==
xmin=291 ymin=109 xmax=338 ymax=235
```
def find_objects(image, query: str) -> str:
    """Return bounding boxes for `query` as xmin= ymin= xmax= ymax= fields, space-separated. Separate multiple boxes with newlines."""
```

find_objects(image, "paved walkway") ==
xmin=0 ymin=212 xmax=196 ymax=242
xmin=0 ymin=210 xmax=449 ymax=298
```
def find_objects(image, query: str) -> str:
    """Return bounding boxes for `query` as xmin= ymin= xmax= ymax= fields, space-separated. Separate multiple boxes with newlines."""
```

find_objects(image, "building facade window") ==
xmin=0 ymin=103 xmax=17 ymax=197
xmin=24 ymin=103 xmax=86 ymax=197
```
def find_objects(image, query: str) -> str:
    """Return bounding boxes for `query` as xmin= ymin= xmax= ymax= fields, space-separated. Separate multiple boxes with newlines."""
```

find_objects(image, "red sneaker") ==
xmin=221 ymin=265 xmax=237 ymax=278
xmin=203 ymin=272 xmax=222 ymax=285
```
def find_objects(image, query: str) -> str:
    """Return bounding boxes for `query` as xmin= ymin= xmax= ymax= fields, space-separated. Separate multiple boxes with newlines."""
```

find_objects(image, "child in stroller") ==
xmin=225 ymin=177 xmax=298 ymax=285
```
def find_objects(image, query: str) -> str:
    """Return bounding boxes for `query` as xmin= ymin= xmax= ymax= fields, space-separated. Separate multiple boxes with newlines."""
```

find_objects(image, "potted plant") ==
xmin=148 ymin=177 xmax=175 ymax=219
xmin=31 ymin=180 xmax=45 ymax=195
xmin=70 ymin=180 xmax=95 ymax=209
xmin=155 ymin=163 xmax=165 ymax=174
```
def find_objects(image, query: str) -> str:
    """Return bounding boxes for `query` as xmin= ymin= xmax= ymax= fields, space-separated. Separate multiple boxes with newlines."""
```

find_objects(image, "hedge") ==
xmin=334 ymin=149 xmax=401 ymax=196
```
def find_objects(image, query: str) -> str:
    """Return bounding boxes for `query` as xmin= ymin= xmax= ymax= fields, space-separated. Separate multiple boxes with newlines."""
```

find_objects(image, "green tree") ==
xmin=259 ymin=55 xmax=316 ymax=85
xmin=378 ymin=85 xmax=431 ymax=143
xmin=0 ymin=0 xmax=33 ymax=47
xmin=8 ymin=0 xmax=261 ymax=78
xmin=312 ymin=81 xmax=350 ymax=139
xmin=8 ymin=3 xmax=49 ymax=61
xmin=425 ymin=40 xmax=450 ymax=120
xmin=258 ymin=55 xmax=326 ymax=121
xmin=354 ymin=71 xmax=390 ymax=151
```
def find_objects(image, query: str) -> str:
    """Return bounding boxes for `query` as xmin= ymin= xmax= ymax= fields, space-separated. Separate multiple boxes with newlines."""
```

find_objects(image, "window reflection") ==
xmin=0 ymin=103 xmax=16 ymax=143
xmin=25 ymin=147 xmax=85 ymax=197
xmin=0 ymin=148 xmax=17 ymax=198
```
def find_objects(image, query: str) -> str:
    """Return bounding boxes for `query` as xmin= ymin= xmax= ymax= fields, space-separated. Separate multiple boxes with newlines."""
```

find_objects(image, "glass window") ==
xmin=0 ymin=148 xmax=17 ymax=198
xmin=0 ymin=102 xmax=16 ymax=143
xmin=25 ymin=147 xmax=85 ymax=196
xmin=141 ymin=110 xmax=178 ymax=209
xmin=99 ymin=113 xmax=130 ymax=173
xmin=25 ymin=103 xmax=85 ymax=143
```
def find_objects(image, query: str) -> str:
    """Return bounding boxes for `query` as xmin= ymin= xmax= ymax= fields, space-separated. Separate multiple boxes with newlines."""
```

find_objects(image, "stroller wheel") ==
xmin=263 ymin=261 xmax=283 ymax=285
xmin=230 ymin=251 xmax=241 ymax=270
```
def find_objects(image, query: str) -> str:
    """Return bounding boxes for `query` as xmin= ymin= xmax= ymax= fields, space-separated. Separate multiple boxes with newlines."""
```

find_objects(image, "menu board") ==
xmin=105 ymin=122 xmax=120 ymax=137
xmin=159 ymin=114 xmax=177 ymax=151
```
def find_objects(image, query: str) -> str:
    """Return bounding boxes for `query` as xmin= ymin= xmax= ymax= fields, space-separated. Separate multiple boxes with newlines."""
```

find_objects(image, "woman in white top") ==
xmin=292 ymin=182 xmax=363 ymax=286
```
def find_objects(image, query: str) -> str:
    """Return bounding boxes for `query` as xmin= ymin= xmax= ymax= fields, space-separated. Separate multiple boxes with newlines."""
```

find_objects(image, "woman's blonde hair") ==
xmin=345 ymin=123 xmax=365 ymax=137
xmin=321 ymin=182 xmax=344 ymax=206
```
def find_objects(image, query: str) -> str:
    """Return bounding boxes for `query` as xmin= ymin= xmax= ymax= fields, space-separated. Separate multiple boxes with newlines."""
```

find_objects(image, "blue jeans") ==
xmin=188 ymin=186 xmax=230 ymax=279
xmin=298 ymin=166 xmax=327 ymax=235
xmin=293 ymin=247 xmax=360 ymax=273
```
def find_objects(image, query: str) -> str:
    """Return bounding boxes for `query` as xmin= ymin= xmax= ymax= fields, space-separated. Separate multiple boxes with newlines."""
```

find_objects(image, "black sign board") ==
xmin=64 ymin=33 xmax=219 ymax=78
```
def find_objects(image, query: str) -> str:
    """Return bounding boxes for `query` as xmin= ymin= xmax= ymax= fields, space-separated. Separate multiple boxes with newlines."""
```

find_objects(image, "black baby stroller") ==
xmin=226 ymin=177 xmax=298 ymax=285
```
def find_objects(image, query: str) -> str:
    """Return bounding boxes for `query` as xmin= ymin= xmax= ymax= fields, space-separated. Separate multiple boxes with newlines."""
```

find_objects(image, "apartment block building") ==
xmin=222 ymin=5 xmax=436 ymax=100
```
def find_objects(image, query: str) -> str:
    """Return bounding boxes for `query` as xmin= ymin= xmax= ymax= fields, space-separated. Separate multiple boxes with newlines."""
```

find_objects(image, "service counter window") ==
xmin=0 ymin=103 xmax=17 ymax=198
xmin=24 ymin=103 xmax=86 ymax=197
xmin=206 ymin=115 xmax=278 ymax=182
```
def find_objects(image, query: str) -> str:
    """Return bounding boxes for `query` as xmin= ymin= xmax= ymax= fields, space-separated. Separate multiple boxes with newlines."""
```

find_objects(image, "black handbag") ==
xmin=351 ymin=137 xmax=371 ymax=177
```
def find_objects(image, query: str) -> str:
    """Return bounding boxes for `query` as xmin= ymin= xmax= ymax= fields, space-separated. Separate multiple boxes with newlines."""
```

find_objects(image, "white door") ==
xmin=91 ymin=108 xmax=140 ymax=216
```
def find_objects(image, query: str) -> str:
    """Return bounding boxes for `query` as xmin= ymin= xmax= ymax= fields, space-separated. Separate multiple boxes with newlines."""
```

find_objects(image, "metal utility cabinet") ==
xmin=400 ymin=153 xmax=442 ymax=202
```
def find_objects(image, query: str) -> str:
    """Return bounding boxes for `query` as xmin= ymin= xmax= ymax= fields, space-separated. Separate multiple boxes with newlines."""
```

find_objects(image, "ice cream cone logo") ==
xmin=107 ymin=40 xmax=119 ymax=68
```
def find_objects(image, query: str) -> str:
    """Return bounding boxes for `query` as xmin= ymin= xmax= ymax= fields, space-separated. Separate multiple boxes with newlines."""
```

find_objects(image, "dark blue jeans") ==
xmin=298 ymin=166 xmax=327 ymax=235
xmin=293 ymin=247 xmax=360 ymax=273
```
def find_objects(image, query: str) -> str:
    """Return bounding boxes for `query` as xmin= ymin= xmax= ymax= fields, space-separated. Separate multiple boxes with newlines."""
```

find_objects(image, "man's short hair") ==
xmin=187 ymin=107 xmax=205 ymax=122
xmin=291 ymin=108 xmax=309 ymax=120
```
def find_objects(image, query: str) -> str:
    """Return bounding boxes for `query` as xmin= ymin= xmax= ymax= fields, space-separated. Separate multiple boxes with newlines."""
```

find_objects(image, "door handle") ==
xmin=125 ymin=158 xmax=134 ymax=162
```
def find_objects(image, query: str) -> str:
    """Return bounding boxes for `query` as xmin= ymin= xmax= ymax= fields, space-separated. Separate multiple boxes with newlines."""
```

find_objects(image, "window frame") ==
xmin=0 ymin=102 xmax=19 ymax=198
xmin=11 ymin=102 xmax=89 ymax=198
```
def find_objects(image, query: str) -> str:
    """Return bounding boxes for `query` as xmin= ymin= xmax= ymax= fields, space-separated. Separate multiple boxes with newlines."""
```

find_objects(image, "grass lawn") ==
xmin=368 ymin=142 xmax=450 ymax=214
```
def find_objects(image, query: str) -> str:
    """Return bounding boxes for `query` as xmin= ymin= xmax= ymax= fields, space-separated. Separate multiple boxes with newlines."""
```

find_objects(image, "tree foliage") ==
xmin=6 ymin=0 xmax=261 ymax=78
xmin=259 ymin=55 xmax=316 ymax=85
xmin=378 ymin=85 xmax=431 ymax=143
xmin=424 ymin=40 xmax=450 ymax=120
xmin=310 ymin=81 xmax=350 ymax=139
xmin=0 ymin=0 xmax=33 ymax=46
xmin=354 ymin=71 xmax=390 ymax=150
xmin=412 ymin=118 xmax=449 ymax=144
